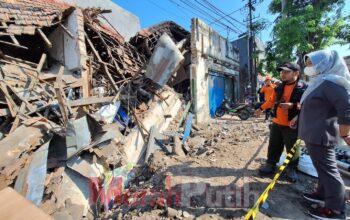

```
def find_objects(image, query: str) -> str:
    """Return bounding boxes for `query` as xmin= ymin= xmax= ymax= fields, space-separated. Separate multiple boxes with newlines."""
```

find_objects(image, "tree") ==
xmin=265 ymin=0 xmax=349 ymax=77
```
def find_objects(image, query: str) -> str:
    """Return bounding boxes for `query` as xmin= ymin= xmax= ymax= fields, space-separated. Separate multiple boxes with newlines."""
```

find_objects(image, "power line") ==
xmin=167 ymin=0 xmax=196 ymax=21
xmin=145 ymin=0 xmax=188 ymax=23
xmin=169 ymin=0 xmax=234 ymax=35
xmin=192 ymin=0 xmax=243 ymax=32
xmin=168 ymin=0 xmax=212 ymax=23
xmin=209 ymin=6 xmax=245 ymax=26
xmin=177 ymin=0 xmax=242 ymax=34
xmin=167 ymin=0 xmax=240 ymax=37
xmin=168 ymin=0 xmax=228 ymax=34
xmin=200 ymin=0 xmax=246 ymax=27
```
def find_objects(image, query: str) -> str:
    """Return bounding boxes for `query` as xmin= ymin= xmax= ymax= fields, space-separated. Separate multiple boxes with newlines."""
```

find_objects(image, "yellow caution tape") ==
xmin=244 ymin=139 xmax=301 ymax=220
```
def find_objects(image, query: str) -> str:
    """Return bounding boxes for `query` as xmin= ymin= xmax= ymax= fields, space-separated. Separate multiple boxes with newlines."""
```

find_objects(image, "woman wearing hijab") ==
xmin=297 ymin=50 xmax=350 ymax=219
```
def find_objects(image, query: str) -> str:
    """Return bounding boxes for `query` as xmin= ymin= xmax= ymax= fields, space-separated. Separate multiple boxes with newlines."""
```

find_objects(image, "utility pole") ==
xmin=246 ymin=0 xmax=256 ymax=100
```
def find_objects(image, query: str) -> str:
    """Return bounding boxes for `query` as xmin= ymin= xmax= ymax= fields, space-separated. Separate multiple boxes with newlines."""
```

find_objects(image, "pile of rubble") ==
xmin=0 ymin=0 xmax=194 ymax=218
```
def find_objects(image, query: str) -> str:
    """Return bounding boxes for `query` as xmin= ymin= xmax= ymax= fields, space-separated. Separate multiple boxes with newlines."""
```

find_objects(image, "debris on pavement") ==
xmin=0 ymin=0 xmax=194 ymax=218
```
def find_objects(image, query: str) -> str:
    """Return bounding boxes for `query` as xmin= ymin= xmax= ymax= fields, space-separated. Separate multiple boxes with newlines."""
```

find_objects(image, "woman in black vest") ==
xmin=298 ymin=50 xmax=350 ymax=219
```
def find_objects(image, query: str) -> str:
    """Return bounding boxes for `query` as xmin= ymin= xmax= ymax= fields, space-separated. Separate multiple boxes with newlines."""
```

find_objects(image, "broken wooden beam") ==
xmin=84 ymin=32 xmax=103 ymax=63
xmin=68 ymin=96 xmax=115 ymax=107
xmin=0 ymin=71 xmax=18 ymax=117
xmin=59 ymin=23 xmax=74 ymax=39
xmin=0 ymin=40 xmax=28 ymax=50
xmin=94 ymin=28 xmax=127 ymax=80
xmin=36 ymin=53 xmax=47 ymax=73
xmin=81 ymin=69 xmax=90 ymax=98
xmin=37 ymin=29 xmax=52 ymax=48
xmin=102 ymin=64 xmax=119 ymax=93
xmin=5 ymin=83 xmax=38 ymax=115
xmin=4 ymin=55 xmax=37 ymax=67
xmin=1 ymin=22 xmax=20 ymax=46
xmin=54 ymin=66 xmax=69 ymax=125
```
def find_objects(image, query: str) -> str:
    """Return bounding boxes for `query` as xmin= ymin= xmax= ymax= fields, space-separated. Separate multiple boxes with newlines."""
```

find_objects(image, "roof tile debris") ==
xmin=0 ymin=0 xmax=71 ymax=35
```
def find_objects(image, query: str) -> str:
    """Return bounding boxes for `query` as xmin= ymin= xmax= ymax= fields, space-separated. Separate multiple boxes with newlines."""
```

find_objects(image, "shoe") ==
xmin=285 ymin=167 xmax=299 ymax=183
xmin=308 ymin=207 xmax=345 ymax=219
xmin=259 ymin=163 xmax=276 ymax=175
xmin=303 ymin=192 xmax=325 ymax=205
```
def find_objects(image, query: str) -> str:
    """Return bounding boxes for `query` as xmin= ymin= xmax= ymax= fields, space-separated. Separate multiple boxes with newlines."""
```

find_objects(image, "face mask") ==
xmin=304 ymin=66 xmax=318 ymax=76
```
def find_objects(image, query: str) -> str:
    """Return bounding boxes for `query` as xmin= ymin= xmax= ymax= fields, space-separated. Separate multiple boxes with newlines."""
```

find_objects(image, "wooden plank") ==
xmin=94 ymin=29 xmax=126 ymax=80
xmin=37 ymin=29 xmax=52 ymax=48
xmin=59 ymin=23 xmax=74 ymax=38
xmin=5 ymin=83 xmax=37 ymax=114
xmin=9 ymin=115 xmax=20 ymax=133
xmin=54 ymin=66 xmax=69 ymax=125
xmin=0 ymin=72 xmax=18 ymax=117
xmin=81 ymin=69 xmax=90 ymax=98
xmin=4 ymin=55 xmax=37 ymax=67
xmin=1 ymin=22 xmax=20 ymax=45
xmin=84 ymin=32 xmax=102 ymax=63
xmin=76 ymin=58 xmax=94 ymax=98
xmin=0 ymin=187 xmax=52 ymax=220
xmin=36 ymin=53 xmax=47 ymax=73
xmin=102 ymin=63 xmax=119 ymax=93
xmin=0 ymin=59 xmax=52 ymax=88
xmin=68 ymin=96 xmax=114 ymax=107
xmin=0 ymin=40 xmax=28 ymax=49
xmin=67 ymin=80 xmax=82 ymax=88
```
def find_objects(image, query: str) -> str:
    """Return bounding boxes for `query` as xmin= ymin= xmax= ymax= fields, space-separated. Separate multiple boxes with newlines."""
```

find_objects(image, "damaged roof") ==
xmin=130 ymin=21 xmax=190 ymax=58
xmin=83 ymin=7 xmax=125 ymax=44
xmin=0 ymin=0 xmax=72 ymax=35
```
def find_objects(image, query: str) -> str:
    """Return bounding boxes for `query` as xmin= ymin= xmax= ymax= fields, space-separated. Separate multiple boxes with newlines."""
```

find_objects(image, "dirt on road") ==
xmin=104 ymin=117 xmax=350 ymax=219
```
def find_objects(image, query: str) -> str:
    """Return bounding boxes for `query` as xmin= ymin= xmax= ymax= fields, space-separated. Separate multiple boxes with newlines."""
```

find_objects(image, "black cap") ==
xmin=277 ymin=62 xmax=300 ymax=72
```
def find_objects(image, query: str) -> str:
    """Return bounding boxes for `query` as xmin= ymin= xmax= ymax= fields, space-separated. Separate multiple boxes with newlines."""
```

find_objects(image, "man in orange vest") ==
xmin=259 ymin=76 xmax=275 ymax=121
xmin=255 ymin=62 xmax=307 ymax=182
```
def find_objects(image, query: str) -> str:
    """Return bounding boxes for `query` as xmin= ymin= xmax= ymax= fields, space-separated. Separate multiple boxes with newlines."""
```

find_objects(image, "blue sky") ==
xmin=114 ymin=0 xmax=350 ymax=57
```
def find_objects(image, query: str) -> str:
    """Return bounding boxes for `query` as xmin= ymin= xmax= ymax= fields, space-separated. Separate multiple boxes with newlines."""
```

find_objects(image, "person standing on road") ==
xmin=259 ymin=76 xmax=276 ymax=121
xmin=296 ymin=50 xmax=350 ymax=219
xmin=255 ymin=62 xmax=307 ymax=182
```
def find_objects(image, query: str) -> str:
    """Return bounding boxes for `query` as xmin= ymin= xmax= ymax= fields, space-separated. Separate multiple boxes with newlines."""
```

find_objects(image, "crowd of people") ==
xmin=254 ymin=50 xmax=350 ymax=220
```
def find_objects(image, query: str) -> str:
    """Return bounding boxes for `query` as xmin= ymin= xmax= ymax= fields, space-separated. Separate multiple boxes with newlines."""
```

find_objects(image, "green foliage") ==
xmin=337 ymin=15 xmax=350 ymax=44
xmin=265 ymin=0 xmax=349 ymax=74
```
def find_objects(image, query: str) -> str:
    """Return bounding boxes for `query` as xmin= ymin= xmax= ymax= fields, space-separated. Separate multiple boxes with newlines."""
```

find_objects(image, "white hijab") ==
xmin=300 ymin=50 xmax=350 ymax=103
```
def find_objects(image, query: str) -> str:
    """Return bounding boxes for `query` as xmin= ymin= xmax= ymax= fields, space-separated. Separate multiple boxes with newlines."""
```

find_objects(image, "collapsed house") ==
xmin=0 ymin=0 xmax=240 ymax=218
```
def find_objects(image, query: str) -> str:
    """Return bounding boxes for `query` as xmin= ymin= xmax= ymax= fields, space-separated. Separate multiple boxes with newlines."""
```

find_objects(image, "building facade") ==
xmin=190 ymin=18 xmax=240 ymax=123
xmin=232 ymin=36 xmax=265 ymax=101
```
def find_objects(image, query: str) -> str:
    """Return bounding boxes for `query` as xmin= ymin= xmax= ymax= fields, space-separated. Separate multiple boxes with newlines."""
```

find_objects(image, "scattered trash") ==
xmin=95 ymin=102 xmax=121 ymax=124
xmin=261 ymin=201 xmax=269 ymax=210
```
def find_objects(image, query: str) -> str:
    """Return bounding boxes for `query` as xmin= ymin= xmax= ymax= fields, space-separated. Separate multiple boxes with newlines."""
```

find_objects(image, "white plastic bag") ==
xmin=95 ymin=101 xmax=120 ymax=124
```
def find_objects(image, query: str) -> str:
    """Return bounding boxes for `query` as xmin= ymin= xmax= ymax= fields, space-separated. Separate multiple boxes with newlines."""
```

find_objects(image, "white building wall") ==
xmin=63 ymin=0 xmax=140 ymax=41
xmin=190 ymin=18 xmax=240 ymax=124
